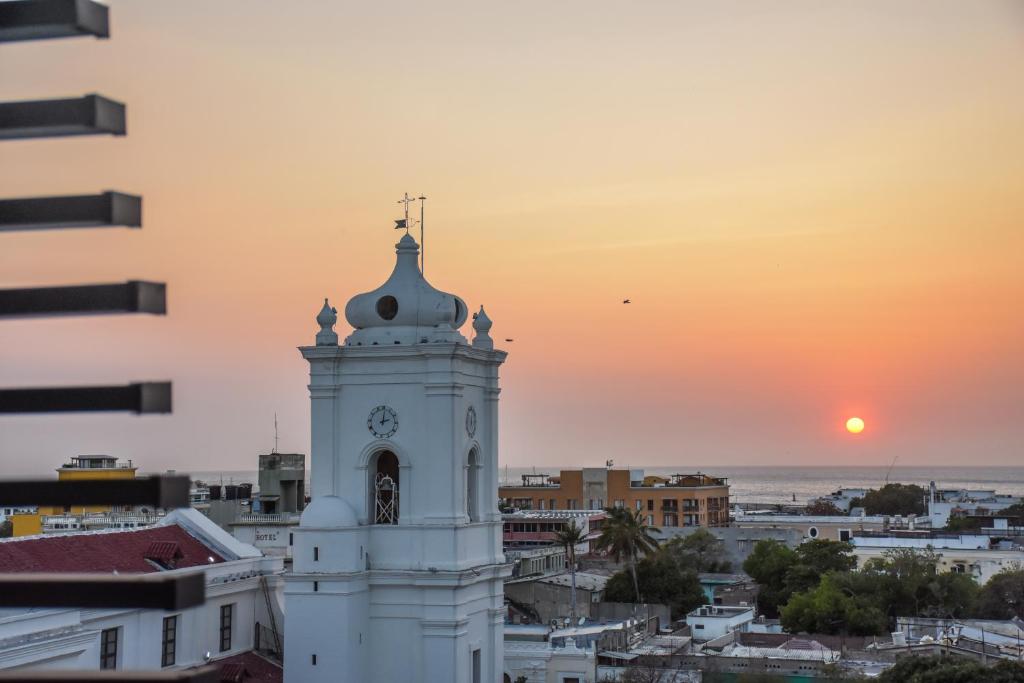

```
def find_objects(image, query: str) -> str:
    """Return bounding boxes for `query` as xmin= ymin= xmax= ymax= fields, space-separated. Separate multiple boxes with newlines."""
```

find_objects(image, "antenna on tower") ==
xmin=273 ymin=412 xmax=279 ymax=454
xmin=396 ymin=192 xmax=415 ymax=235
xmin=418 ymin=195 xmax=426 ymax=274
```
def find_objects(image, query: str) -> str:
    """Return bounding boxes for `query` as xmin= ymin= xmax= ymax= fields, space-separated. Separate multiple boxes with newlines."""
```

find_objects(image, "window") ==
xmin=467 ymin=449 xmax=480 ymax=522
xmin=839 ymin=529 xmax=851 ymax=542
xmin=647 ymin=514 xmax=654 ymax=525
xmin=161 ymin=615 xmax=177 ymax=667
xmin=635 ymin=500 xmax=642 ymax=510
xmin=313 ymin=581 xmax=319 ymax=592
xmin=614 ymin=499 xmax=624 ymax=508
xmin=312 ymin=654 xmax=317 ymax=665
xmin=549 ymin=498 xmax=556 ymax=510
xmin=100 ymin=627 xmax=118 ymax=670
xmin=472 ymin=648 xmax=481 ymax=683
xmin=372 ymin=450 xmax=400 ymax=524
xmin=807 ymin=526 xmax=819 ymax=539
xmin=313 ymin=546 xmax=319 ymax=561
xmin=567 ymin=499 xmax=578 ymax=510
xmin=219 ymin=604 xmax=233 ymax=652
xmin=647 ymin=499 xmax=654 ymax=511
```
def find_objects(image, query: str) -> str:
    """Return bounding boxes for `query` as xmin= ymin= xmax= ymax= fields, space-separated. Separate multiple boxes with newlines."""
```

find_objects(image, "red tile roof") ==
xmin=214 ymin=652 xmax=282 ymax=683
xmin=0 ymin=524 xmax=224 ymax=573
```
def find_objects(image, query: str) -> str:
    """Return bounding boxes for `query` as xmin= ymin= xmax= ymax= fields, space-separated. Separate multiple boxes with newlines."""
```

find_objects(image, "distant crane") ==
xmin=884 ymin=455 xmax=899 ymax=485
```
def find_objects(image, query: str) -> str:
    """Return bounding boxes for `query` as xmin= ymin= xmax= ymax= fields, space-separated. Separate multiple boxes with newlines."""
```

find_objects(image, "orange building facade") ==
xmin=498 ymin=468 xmax=730 ymax=528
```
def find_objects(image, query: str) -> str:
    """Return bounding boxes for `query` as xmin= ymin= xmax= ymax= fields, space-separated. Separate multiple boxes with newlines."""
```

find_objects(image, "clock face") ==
xmin=466 ymin=405 xmax=477 ymax=438
xmin=367 ymin=405 xmax=398 ymax=438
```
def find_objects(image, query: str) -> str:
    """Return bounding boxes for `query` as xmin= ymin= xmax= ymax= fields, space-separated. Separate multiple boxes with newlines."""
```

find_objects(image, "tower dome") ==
xmin=343 ymin=234 xmax=468 ymax=345
xmin=299 ymin=495 xmax=359 ymax=528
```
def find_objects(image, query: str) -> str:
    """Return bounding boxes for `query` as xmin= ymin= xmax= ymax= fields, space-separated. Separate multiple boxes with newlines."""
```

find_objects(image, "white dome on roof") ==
xmin=343 ymin=234 xmax=468 ymax=346
xmin=299 ymin=495 xmax=359 ymax=528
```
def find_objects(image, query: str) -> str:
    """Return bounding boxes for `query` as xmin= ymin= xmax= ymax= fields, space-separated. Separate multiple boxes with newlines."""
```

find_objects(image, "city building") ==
xmin=499 ymin=469 xmax=730 ymax=528
xmin=10 ymin=455 xmax=138 ymax=536
xmin=850 ymin=530 xmax=1024 ymax=583
xmin=808 ymin=487 xmax=868 ymax=514
xmin=731 ymin=512 xmax=918 ymax=543
xmin=503 ymin=509 xmax=605 ymax=550
xmin=505 ymin=571 xmax=611 ymax=624
xmin=685 ymin=605 xmax=756 ymax=642
xmin=0 ymin=508 xmax=284 ymax=674
xmin=926 ymin=481 xmax=1024 ymax=528
xmin=230 ymin=453 xmax=307 ymax=558
xmin=283 ymin=233 xmax=508 ymax=683
xmin=255 ymin=453 xmax=306 ymax=515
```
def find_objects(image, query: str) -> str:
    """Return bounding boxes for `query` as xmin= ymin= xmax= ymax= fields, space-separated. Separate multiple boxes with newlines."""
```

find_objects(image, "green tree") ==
xmin=996 ymin=502 xmax=1024 ymax=521
xmin=783 ymin=539 xmax=857 ymax=594
xmin=781 ymin=572 xmax=887 ymax=636
xmin=604 ymin=549 xmax=705 ymax=619
xmin=945 ymin=515 xmax=984 ymax=532
xmin=0 ymin=520 xmax=12 ymax=539
xmin=862 ymin=548 xmax=977 ymax=620
xmin=854 ymin=483 xmax=927 ymax=516
xmin=553 ymin=520 xmax=586 ymax=618
xmin=806 ymin=500 xmax=844 ymax=516
xmin=662 ymin=529 xmax=732 ymax=573
xmin=596 ymin=507 xmax=660 ymax=602
xmin=877 ymin=655 xmax=1024 ymax=682
xmin=743 ymin=539 xmax=799 ymax=617
xmin=973 ymin=568 xmax=1024 ymax=620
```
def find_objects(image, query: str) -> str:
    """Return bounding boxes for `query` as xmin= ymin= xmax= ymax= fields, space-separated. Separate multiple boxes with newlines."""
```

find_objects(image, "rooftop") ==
xmin=688 ymin=605 xmax=755 ymax=619
xmin=539 ymin=571 xmax=610 ymax=592
xmin=213 ymin=651 xmax=283 ymax=683
xmin=59 ymin=454 xmax=134 ymax=470
xmin=0 ymin=523 xmax=224 ymax=573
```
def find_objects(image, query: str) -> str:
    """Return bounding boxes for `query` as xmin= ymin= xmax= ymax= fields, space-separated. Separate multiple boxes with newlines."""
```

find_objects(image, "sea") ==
xmin=163 ymin=465 xmax=1024 ymax=506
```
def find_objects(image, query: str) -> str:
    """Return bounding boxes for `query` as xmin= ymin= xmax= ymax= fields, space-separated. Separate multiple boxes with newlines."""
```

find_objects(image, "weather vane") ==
xmin=395 ymin=192 xmax=427 ymax=274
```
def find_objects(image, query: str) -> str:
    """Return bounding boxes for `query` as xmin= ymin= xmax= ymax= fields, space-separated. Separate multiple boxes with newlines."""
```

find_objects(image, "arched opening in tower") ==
xmin=372 ymin=450 xmax=400 ymax=524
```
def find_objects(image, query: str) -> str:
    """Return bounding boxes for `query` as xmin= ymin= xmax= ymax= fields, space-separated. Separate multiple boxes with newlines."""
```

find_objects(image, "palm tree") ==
xmin=596 ymin=507 xmax=661 ymax=602
xmin=554 ymin=520 xmax=587 ymax=618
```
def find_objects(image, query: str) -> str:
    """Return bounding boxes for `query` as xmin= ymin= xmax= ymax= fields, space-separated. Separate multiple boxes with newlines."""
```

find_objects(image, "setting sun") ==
xmin=846 ymin=417 xmax=865 ymax=434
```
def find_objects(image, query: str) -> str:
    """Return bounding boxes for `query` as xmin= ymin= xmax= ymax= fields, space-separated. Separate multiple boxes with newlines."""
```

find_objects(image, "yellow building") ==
xmin=11 ymin=455 xmax=137 ymax=537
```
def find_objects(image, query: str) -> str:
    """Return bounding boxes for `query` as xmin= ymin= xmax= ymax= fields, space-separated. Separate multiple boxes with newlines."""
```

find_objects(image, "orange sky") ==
xmin=2 ymin=1 xmax=1022 ymax=475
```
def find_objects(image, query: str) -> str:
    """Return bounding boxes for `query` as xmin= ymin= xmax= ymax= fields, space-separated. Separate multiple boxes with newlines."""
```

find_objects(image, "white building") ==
xmin=808 ymin=488 xmax=867 ymax=514
xmin=504 ymin=639 xmax=596 ymax=683
xmin=926 ymin=481 xmax=1023 ymax=527
xmin=686 ymin=605 xmax=755 ymax=642
xmin=284 ymin=232 xmax=509 ymax=683
xmin=0 ymin=508 xmax=284 ymax=674
xmin=850 ymin=538 xmax=1024 ymax=583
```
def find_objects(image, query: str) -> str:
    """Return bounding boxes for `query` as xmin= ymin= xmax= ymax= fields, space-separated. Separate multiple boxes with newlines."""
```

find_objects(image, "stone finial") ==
xmin=471 ymin=306 xmax=493 ymax=350
xmin=316 ymin=298 xmax=338 ymax=346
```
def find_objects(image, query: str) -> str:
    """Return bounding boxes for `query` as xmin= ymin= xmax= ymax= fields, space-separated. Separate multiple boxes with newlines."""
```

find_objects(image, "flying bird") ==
xmin=505 ymin=338 xmax=514 ymax=342
xmin=622 ymin=299 xmax=631 ymax=304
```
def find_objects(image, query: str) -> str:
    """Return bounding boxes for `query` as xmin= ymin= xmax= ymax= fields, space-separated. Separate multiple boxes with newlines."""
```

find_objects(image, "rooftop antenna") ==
xmin=418 ymin=195 xmax=427 ymax=274
xmin=273 ymin=412 xmax=279 ymax=454
xmin=396 ymin=192 xmax=415 ymax=236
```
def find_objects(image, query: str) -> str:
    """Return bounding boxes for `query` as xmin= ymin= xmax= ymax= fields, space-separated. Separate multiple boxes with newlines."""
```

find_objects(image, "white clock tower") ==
xmin=284 ymin=230 xmax=509 ymax=683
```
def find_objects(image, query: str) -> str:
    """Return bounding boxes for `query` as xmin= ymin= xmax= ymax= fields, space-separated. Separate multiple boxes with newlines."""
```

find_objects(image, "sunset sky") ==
xmin=2 ymin=1 xmax=1022 ymax=475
